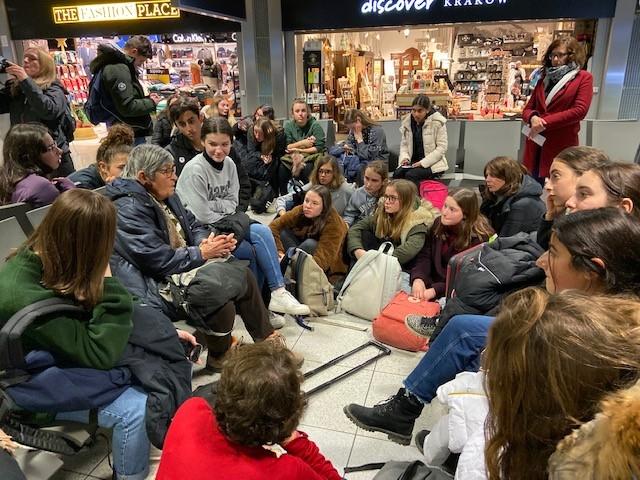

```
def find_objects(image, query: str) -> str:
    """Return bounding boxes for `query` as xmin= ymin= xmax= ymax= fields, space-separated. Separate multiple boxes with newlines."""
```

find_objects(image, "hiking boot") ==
xmin=404 ymin=314 xmax=439 ymax=339
xmin=414 ymin=429 xmax=430 ymax=454
xmin=269 ymin=311 xmax=286 ymax=329
xmin=343 ymin=388 xmax=423 ymax=445
xmin=266 ymin=331 xmax=304 ymax=367
xmin=203 ymin=336 xmax=242 ymax=372
xmin=269 ymin=288 xmax=311 ymax=316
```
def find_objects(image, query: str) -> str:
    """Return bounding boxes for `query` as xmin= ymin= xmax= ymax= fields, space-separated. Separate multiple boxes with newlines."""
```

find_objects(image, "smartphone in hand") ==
xmin=183 ymin=342 xmax=203 ymax=362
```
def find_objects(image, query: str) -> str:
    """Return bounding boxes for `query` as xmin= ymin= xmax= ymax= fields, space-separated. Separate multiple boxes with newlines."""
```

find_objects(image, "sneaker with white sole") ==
xmin=266 ymin=201 xmax=276 ymax=214
xmin=269 ymin=311 xmax=286 ymax=329
xmin=269 ymin=289 xmax=310 ymax=316
xmin=404 ymin=314 xmax=439 ymax=339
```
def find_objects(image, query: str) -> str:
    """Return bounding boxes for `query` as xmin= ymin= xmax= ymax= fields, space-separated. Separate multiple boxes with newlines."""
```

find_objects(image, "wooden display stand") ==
xmin=391 ymin=48 xmax=422 ymax=90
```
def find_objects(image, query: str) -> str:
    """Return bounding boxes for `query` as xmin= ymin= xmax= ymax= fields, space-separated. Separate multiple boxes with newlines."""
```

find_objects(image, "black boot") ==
xmin=343 ymin=388 xmax=423 ymax=445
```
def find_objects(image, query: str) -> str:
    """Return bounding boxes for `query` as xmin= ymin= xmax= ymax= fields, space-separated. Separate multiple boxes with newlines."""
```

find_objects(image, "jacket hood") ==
xmin=401 ymin=198 xmax=440 ymax=242
xmin=549 ymin=380 xmax=640 ymax=479
xmin=401 ymin=110 xmax=447 ymax=130
xmin=106 ymin=177 xmax=151 ymax=202
xmin=514 ymin=174 xmax=543 ymax=199
xmin=90 ymin=44 xmax=131 ymax=74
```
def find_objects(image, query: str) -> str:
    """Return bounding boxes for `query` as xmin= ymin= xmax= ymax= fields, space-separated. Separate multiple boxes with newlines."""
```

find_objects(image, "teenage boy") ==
xmin=279 ymin=99 xmax=326 ymax=190
xmin=166 ymin=97 xmax=250 ymax=212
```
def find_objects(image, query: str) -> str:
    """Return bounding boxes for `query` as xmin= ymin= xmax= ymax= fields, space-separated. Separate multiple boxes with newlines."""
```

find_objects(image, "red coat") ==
xmin=522 ymin=70 xmax=593 ymax=178
xmin=156 ymin=397 xmax=342 ymax=480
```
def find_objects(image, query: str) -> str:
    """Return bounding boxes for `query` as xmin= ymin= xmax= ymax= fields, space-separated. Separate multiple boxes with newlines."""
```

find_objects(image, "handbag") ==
xmin=372 ymin=291 xmax=440 ymax=352
xmin=336 ymin=242 xmax=401 ymax=321
xmin=210 ymin=211 xmax=251 ymax=244
xmin=419 ymin=180 xmax=448 ymax=210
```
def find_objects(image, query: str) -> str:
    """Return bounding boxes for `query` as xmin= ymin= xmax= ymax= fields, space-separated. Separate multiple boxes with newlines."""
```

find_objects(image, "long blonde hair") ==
xmin=484 ymin=288 xmax=640 ymax=480
xmin=11 ymin=47 xmax=57 ymax=96
xmin=374 ymin=179 xmax=417 ymax=240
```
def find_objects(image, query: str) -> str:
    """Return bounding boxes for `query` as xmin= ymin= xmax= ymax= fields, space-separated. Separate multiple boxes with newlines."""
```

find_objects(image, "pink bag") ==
xmin=372 ymin=292 xmax=440 ymax=352
xmin=419 ymin=180 xmax=448 ymax=210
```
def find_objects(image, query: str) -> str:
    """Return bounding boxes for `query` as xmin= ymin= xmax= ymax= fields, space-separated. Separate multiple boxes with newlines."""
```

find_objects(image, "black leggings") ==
xmin=393 ymin=165 xmax=438 ymax=189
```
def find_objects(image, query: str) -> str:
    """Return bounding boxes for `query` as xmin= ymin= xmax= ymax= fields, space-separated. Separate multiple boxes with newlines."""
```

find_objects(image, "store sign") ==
xmin=361 ymin=0 xmax=507 ymax=15
xmin=52 ymin=1 xmax=180 ymax=24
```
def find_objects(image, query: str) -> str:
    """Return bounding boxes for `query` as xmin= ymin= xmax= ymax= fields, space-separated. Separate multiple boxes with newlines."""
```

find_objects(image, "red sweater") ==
xmin=156 ymin=397 xmax=342 ymax=480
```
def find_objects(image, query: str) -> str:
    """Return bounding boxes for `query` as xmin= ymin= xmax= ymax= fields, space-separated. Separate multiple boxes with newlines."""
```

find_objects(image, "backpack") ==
xmin=60 ymin=102 xmax=76 ymax=143
xmin=419 ymin=180 xmax=448 ymax=210
xmin=84 ymin=69 xmax=119 ymax=125
xmin=285 ymin=248 xmax=334 ymax=316
xmin=345 ymin=460 xmax=452 ymax=480
xmin=372 ymin=291 xmax=440 ymax=352
xmin=249 ymin=180 xmax=276 ymax=214
xmin=336 ymin=242 xmax=401 ymax=321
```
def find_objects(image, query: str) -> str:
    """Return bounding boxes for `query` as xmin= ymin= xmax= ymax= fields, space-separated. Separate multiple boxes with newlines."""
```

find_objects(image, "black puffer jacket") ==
xmin=244 ymin=125 xmax=287 ymax=184
xmin=89 ymin=44 xmax=155 ymax=136
xmin=106 ymin=178 xmax=210 ymax=314
xmin=0 ymin=78 xmax=70 ymax=152
xmin=432 ymin=233 xmax=545 ymax=340
xmin=480 ymin=175 xmax=546 ymax=236
xmin=68 ymin=164 xmax=105 ymax=189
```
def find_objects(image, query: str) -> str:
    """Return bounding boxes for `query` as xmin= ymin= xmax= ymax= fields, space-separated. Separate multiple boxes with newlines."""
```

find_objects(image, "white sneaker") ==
xmin=266 ymin=201 xmax=276 ymax=214
xmin=269 ymin=289 xmax=311 ymax=316
xmin=269 ymin=311 xmax=286 ymax=329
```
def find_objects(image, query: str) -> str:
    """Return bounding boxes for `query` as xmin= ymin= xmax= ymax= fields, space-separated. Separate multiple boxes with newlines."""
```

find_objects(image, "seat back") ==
xmin=0 ymin=217 xmax=27 ymax=262
xmin=0 ymin=203 xmax=33 ymax=235
xmin=25 ymin=205 xmax=51 ymax=232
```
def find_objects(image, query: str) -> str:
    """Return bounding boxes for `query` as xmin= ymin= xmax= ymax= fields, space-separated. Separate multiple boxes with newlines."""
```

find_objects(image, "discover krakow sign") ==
xmin=361 ymin=0 xmax=507 ymax=15
xmin=52 ymin=1 xmax=180 ymax=24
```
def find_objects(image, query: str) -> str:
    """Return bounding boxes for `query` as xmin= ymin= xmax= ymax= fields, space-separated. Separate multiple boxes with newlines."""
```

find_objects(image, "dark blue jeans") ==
xmin=403 ymin=314 xmax=494 ymax=404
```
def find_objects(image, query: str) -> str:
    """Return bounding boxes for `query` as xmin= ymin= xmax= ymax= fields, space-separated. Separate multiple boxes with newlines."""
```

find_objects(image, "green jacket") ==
xmin=90 ymin=44 xmax=155 ymax=136
xmin=0 ymin=248 xmax=133 ymax=370
xmin=347 ymin=199 xmax=438 ymax=267
xmin=284 ymin=116 xmax=326 ymax=152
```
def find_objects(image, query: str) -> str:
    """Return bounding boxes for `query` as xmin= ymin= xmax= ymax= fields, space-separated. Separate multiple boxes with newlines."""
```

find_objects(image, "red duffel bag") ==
xmin=372 ymin=291 xmax=440 ymax=352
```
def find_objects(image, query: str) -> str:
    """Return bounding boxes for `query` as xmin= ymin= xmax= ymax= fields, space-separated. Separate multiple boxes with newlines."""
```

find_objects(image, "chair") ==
xmin=0 ymin=217 xmax=27 ymax=262
xmin=26 ymin=205 xmax=51 ymax=232
xmin=0 ymin=203 xmax=33 ymax=236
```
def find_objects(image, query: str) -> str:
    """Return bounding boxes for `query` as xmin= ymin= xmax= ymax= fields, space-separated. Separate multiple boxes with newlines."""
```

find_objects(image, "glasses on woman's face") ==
xmin=383 ymin=194 xmax=399 ymax=203
xmin=157 ymin=165 xmax=177 ymax=177
xmin=548 ymin=51 xmax=569 ymax=60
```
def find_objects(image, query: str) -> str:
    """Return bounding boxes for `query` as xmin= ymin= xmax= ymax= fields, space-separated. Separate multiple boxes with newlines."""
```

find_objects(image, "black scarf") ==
xmin=543 ymin=62 xmax=579 ymax=92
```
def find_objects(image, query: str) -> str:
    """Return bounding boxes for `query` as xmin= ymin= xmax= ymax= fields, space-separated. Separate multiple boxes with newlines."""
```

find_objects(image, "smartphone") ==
xmin=183 ymin=342 xmax=203 ymax=362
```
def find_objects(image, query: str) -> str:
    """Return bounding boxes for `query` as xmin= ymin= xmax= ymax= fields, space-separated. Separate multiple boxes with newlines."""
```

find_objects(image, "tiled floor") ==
xmin=42 ymin=313 xmax=443 ymax=480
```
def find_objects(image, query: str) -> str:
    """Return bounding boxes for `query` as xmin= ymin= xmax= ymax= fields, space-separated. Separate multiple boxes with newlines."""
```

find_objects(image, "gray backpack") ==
xmin=286 ymin=248 xmax=335 ymax=317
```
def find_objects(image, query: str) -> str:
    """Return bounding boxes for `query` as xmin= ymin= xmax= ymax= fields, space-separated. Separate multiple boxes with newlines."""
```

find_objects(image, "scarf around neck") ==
xmin=544 ymin=62 xmax=579 ymax=91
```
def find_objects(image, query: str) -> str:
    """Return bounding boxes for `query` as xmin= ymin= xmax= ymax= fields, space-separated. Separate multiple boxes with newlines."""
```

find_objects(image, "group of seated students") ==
xmin=1 ymin=92 xmax=640 ymax=480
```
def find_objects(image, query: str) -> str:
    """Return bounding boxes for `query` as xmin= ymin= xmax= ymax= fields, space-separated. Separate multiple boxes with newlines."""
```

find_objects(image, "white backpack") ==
xmin=336 ymin=242 xmax=402 ymax=321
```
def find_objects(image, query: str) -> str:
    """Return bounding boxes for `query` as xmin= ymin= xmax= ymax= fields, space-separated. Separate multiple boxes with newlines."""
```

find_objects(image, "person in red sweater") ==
xmin=157 ymin=341 xmax=342 ymax=480
xmin=409 ymin=188 xmax=494 ymax=303
xmin=522 ymin=36 xmax=593 ymax=181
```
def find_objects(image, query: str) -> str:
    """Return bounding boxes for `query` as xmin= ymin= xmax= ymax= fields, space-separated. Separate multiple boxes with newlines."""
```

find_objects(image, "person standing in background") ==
xmin=0 ymin=47 xmax=76 ymax=176
xmin=522 ymin=37 xmax=593 ymax=181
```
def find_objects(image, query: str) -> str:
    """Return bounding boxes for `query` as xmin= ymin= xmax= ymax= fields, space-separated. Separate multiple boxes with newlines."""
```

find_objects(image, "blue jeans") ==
xmin=403 ymin=315 xmax=494 ymax=404
xmin=233 ymin=223 xmax=284 ymax=291
xmin=56 ymin=387 xmax=149 ymax=480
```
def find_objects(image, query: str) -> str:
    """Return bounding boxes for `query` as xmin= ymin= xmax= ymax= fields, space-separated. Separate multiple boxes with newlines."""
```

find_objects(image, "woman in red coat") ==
xmin=522 ymin=37 xmax=593 ymax=180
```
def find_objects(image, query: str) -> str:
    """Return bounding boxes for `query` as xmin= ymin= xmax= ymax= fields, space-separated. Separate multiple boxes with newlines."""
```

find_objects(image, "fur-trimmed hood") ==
xmin=401 ymin=198 xmax=439 ymax=243
xmin=548 ymin=379 xmax=640 ymax=479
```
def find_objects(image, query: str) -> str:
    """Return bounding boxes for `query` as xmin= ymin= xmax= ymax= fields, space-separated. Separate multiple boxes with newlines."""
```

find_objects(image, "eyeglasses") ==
xmin=157 ymin=165 xmax=177 ymax=177
xmin=548 ymin=51 xmax=569 ymax=60
xmin=383 ymin=195 xmax=399 ymax=203
xmin=318 ymin=169 xmax=333 ymax=176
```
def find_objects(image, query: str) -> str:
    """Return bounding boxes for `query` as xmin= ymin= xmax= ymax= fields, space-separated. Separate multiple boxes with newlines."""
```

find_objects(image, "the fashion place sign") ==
xmin=52 ymin=0 xmax=180 ymax=24
xmin=361 ymin=0 xmax=507 ymax=15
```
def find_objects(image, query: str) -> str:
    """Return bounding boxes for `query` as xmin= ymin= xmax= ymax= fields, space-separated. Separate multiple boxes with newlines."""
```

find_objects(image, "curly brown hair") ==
xmin=214 ymin=341 xmax=307 ymax=446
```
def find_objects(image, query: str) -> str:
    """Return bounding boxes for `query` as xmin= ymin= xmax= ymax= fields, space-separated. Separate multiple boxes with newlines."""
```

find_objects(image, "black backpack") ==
xmin=84 ymin=69 xmax=119 ymax=125
xmin=60 ymin=102 xmax=76 ymax=143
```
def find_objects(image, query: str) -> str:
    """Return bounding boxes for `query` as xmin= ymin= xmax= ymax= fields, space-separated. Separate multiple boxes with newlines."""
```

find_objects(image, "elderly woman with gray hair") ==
xmin=106 ymin=144 xmax=291 ymax=370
